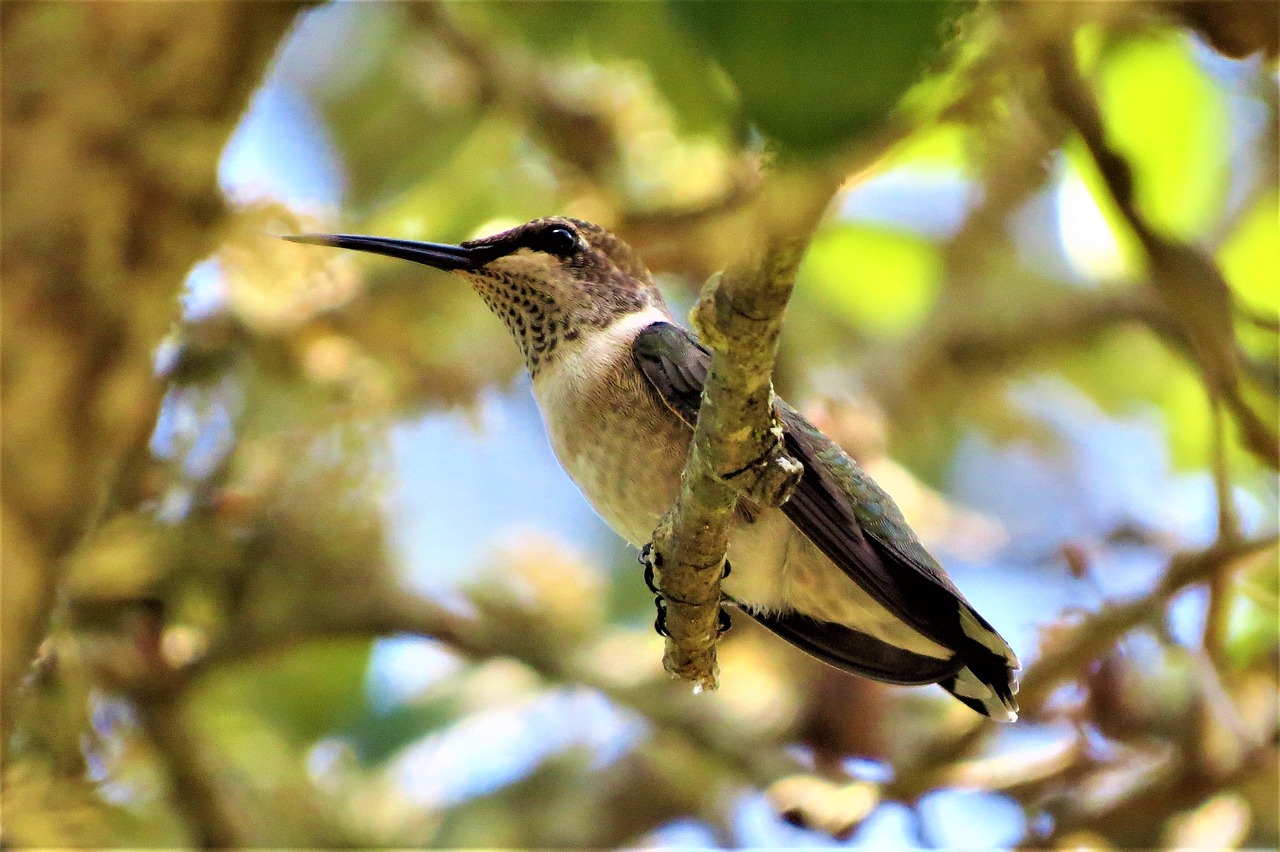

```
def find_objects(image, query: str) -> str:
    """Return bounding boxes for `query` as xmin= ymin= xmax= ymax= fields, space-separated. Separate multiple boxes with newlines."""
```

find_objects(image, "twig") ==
xmin=1234 ymin=302 xmax=1280 ymax=334
xmin=1037 ymin=738 xmax=1275 ymax=846
xmin=873 ymin=288 xmax=1178 ymax=420
xmin=646 ymin=171 xmax=842 ymax=689
xmin=1018 ymin=535 xmax=1278 ymax=712
xmin=181 ymin=592 xmax=802 ymax=790
xmin=1041 ymin=39 xmax=1279 ymax=470
xmin=880 ymin=535 xmax=1276 ymax=812
xmin=134 ymin=693 xmax=246 ymax=849
xmin=1204 ymin=394 xmax=1239 ymax=664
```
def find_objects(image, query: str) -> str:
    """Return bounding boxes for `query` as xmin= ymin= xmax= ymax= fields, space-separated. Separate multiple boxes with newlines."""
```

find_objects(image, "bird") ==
xmin=285 ymin=216 xmax=1021 ymax=721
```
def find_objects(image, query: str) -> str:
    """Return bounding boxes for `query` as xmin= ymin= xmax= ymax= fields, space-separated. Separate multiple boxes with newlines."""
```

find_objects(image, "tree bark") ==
xmin=1 ymin=0 xmax=308 ymax=751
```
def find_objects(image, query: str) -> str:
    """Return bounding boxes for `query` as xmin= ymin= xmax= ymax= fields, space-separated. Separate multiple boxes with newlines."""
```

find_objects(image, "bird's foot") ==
xmin=644 ymin=548 xmax=730 ymax=638
xmin=717 ymin=561 xmax=732 ymax=635
xmin=654 ymin=600 xmax=728 ymax=637
xmin=653 ymin=596 xmax=669 ymax=637
xmin=640 ymin=543 xmax=663 ymax=593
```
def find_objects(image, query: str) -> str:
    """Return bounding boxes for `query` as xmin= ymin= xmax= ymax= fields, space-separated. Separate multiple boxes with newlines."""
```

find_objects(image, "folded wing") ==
xmin=632 ymin=321 xmax=1019 ymax=718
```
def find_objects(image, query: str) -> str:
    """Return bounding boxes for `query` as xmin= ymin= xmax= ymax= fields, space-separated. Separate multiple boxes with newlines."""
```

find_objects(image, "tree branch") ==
xmin=646 ymin=170 xmax=844 ymax=689
xmin=179 ymin=592 xmax=802 ymax=791
xmin=1018 ymin=534 xmax=1278 ymax=712
xmin=1040 ymin=38 xmax=1279 ymax=470
xmin=876 ymin=534 xmax=1277 ymax=808
xmin=1 ymin=5 xmax=311 ymax=847
xmin=1 ymin=1 xmax=309 ymax=753
xmin=872 ymin=287 xmax=1179 ymax=421
xmin=134 ymin=692 xmax=247 ymax=849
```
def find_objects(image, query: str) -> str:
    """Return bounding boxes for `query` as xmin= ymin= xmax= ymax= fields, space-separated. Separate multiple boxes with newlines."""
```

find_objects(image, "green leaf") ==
xmin=1055 ymin=328 xmax=1211 ymax=470
xmin=206 ymin=639 xmax=374 ymax=745
xmin=455 ymin=1 xmax=734 ymax=133
xmin=669 ymin=0 xmax=968 ymax=154
xmin=1095 ymin=30 xmax=1230 ymax=240
xmin=883 ymin=123 xmax=969 ymax=173
xmin=1219 ymin=191 xmax=1280 ymax=315
xmin=1226 ymin=564 xmax=1280 ymax=670
xmin=798 ymin=224 xmax=941 ymax=337
xmin=294 ymin=4 xmax=483 ymax=214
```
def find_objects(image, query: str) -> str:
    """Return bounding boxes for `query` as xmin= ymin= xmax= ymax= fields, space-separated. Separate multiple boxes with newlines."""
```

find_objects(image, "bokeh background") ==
xmin=3 ymin=1 xmax=1277 ymax=848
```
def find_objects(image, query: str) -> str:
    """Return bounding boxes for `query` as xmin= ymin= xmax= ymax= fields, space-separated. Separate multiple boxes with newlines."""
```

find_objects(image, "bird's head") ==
xmin=286 ymin=217 xmax=666 ymax=374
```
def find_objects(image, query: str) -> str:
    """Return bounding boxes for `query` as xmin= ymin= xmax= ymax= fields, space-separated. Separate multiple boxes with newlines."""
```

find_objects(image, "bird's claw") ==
xmin=640 ymin=543 xmax=663 ymax=593
xmin=645 ymin=547 xmax=729 ymax=639
xmin=654 ymin=598 xmax=730 ymax=638
xmin=639 ymin=542 xmax=663 ymax=569
xmin=653 ymin=596 xmax=670 ymax=637
xmin=643 ymin=545 xmax=668 ymax=636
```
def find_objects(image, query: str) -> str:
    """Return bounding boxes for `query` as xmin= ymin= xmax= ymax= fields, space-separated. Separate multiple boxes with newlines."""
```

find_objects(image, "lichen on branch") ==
xmin=646 ymin=171 xmax=839 ymax=689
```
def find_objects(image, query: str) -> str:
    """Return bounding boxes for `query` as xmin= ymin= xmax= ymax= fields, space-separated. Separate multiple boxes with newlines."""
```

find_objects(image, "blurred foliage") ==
xmin=4 ymin=1 xmax=1277 ymax=849
xmin=1091 ymin=26 xmax=1231 ymax=240
xmin=670 ymin=1 xmax=967 ymax=153
xmin=799 ymin=224 xmax=943 ymax=338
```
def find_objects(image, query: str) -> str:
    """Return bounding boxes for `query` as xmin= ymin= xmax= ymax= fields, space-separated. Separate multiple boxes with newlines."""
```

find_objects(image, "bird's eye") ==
xmin=536 ymin=226 xmax=579 ymax=257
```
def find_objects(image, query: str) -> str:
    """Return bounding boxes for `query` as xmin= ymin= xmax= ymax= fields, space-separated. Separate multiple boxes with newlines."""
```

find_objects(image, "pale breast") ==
xmin=532 ymin=309 xmax=689 ymax=545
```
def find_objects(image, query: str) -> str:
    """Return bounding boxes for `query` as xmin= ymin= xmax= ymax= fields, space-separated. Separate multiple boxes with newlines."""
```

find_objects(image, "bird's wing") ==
xmin=631 ymin=321 xmax=1017 ymax=665
xmin=744 ymin=608 xmax=964 ymax=685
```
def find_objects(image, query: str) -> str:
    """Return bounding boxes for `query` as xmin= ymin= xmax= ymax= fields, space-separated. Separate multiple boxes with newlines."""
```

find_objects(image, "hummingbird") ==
xmin=285 ymin=217 xmax=1020 ymax=721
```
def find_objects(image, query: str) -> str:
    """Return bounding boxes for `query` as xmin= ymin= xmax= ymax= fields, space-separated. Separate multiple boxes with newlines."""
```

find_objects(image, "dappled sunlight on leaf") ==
xmin=578 ymin=629 xmax=667 ymax=689
xmin=766 ymin=775 xmax=880 ymax=840
xmin=1093 ymin=31 xmax=1231 ymax=241
xmin=1164 ymin=791 xmax=1252 ymax=849
xmin=1219 ymin=190 xmax=1280 ymax=314
xmin=798 ymin=224 xmax=943 ymax=337
xmin=708 ymin=628 xmax=803 ymax=737
xmin=465 ymin=533 xmax=607 ymax=649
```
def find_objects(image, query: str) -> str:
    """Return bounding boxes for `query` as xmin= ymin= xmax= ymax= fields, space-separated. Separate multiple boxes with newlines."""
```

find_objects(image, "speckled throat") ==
xmin=457 ymin=221 xmax=667 ymax=375
xmin=465 ymin=266 xmax=657 ymax=376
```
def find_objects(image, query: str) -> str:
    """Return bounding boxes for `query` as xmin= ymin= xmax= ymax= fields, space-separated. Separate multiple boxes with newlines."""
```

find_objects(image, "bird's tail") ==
xmin=939 ymin=605 xmax=1021 ymax=721
xmin=940 ymin=664 xmax=1019 ymax=722
xmin=938 ymin=621 xmax=1019 ymax=721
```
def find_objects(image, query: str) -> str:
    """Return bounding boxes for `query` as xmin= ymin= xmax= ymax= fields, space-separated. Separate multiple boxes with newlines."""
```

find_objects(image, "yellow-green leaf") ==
xmin=799 ymin=225 xmax=941 ymax=337
xmin=1096 ymin=31 xmax=1230 ymax=239
xmin=1219 ymin=190 xmax=1280 ymax=314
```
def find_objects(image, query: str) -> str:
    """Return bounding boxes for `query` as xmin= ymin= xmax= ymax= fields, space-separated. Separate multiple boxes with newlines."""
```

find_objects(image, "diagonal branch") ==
xmin=0 ymin=0 xmax=310 ymax=757
xmin=881 ymin=533 xmax=1277 ymax=804
xmin=1040 ymin=39 xmax=1279 ymax=471
xmin=646 ymin=170 xmax=841 ymax=689
xmin=133 ymin=692 xmax=247 ymax=849
xmin=1017 ymin=534 xmax=1278 ymax=712
xmin=179 ymin=592 xmax=802 ymax=790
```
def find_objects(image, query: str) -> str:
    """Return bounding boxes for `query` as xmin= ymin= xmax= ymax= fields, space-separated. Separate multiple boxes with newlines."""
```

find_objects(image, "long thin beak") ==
xmin=282 ymin=233 xmax=484 ymax=271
